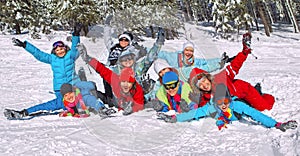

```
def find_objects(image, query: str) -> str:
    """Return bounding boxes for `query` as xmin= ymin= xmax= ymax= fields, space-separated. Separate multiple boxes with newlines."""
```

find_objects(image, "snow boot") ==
xmin=4 ymin=109 xmax=29 ymax=120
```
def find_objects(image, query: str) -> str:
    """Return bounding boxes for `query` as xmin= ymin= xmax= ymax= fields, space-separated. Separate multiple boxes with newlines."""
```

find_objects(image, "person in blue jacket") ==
xmin=9 ymin=24 xmax=82 ymax=116
xmin=4 ymin=80 xmax=115 ymax=120
xmin=157 ymin=83 xmax=298 ymax=132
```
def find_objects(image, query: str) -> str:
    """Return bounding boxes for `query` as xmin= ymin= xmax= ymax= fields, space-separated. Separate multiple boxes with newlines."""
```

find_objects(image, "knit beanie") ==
xmin=120 ymin=67 xmax=135 ymax=83
xmin=182 ymin=41 xmax=194 ymax=51
xmin=60 ymin=83 xmax=74 ymax=96
xmin=213 ymin=83 xmax=231 ymax=102
xmin=162 ymin=71 xmax=179 ymax=85
xmin=119 ymin=32 xmax=132 ymax=44
xmin=153 ymin=58 xmax=171 ymax=74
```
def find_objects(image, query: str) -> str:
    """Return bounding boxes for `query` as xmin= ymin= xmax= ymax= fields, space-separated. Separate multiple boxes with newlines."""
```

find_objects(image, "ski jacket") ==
xmin=190 ymin=50 xmax=249 ymax=107
xmin=176 ymin=96 xmax=277 ymax=128
xmin=24 ymin=35 xmax=80 ymax=92
xmin=156 ymin=81 xmax=193 ymax=113
xmin=88 ymin=58 xmax=144 ymax=112
xmin=62 ymin=88 xmax=87 ymax=115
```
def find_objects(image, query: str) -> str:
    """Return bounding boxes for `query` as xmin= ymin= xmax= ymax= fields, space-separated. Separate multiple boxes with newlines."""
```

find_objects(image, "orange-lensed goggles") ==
xmin=163 ymin=81 xmax=179 ymax=90
xmin=216 ymin=98 xmax=230 ymax=105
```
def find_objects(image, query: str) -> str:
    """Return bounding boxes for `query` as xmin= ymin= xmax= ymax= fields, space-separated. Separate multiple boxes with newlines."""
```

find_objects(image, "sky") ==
xmin=0 ymin=23 xmax=299 ymax=156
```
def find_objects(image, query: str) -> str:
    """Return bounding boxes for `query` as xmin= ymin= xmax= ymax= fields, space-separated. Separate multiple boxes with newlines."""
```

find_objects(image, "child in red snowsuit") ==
xmin=188 ymin=33 xmax=274 ymax=111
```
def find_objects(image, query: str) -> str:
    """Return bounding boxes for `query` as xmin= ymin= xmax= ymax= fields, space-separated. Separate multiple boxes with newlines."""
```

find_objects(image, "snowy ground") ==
xmin=0 ymin=23 xmax=299 ymax=156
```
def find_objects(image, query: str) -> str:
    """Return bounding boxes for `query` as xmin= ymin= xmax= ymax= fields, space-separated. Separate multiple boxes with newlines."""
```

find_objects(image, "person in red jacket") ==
xmin=188 ymin=33 xmax=275 ymax=111
xmin=77 ymin=44 xmax=144 ymax=115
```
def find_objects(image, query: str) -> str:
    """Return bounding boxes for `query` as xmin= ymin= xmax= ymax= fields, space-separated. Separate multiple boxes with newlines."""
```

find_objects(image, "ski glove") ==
xmin=179 ymin=99 xmax=190 ymax=113
xmin=156 ymin=27 xmax=165 ymax=45
xmin=145 ymin=99 xmax=163 ymax=111
xmin=141 ymin=74 xmax=156 ymax=94
xmin=275 ymin=120 xmax=298 ymax=132
xmin=121 ymin=101 xmax=133 ymax=116
xmin=12 ymin=38 xmax=26 ymax=48
xmin=157 ymin=112 xmax=177 ymax=123
xmin=77 ymin=43 xmax=92 ymax=63
xmin=98 ymin=107 xmax=117 ymax=117
xmin=242 ymin=32 xmax=252 ymax=54
xmin=73 ymin=23 xmax=83 ymax=36
xmin=188 ymin=91 xmax=202 ymax=105
xmin=105 ymin=15 xmax=113 ymax=25
xmin=219 ymin=52 xmax=230 ymax=69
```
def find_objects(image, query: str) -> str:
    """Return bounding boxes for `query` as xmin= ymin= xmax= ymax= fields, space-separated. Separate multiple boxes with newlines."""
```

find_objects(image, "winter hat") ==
xmin=213 ymin=83 xmax=231 ymax=103
xmin=182 ymin=41 xmax=195 ymax=51
xmin=118 ymin=32 xmax=133 ymax=44
xmin=153 ymin=58 xmax=171 ymax=74
xmin=60 ymin=83 xmax=74 ymax=96
xmin=162 ymin=71 xmax=179 ymax=85
xmin=119 ymin=49 xmax=136 ymax=61
xmin=119 ymin=67 xmax=135 ymax=83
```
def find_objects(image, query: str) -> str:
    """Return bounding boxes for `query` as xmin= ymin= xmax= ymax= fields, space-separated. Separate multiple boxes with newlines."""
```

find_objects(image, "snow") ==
xmin=0 ymin=23 xmax=299 ymax=156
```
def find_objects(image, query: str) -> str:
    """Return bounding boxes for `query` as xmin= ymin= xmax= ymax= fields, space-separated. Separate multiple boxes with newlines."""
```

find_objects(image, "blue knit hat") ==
xmin=162 ymin=71 xmax=179 ymax=85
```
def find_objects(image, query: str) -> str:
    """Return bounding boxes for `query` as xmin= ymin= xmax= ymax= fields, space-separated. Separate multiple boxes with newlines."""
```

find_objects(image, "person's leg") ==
xmin=26 ymin=95 xmax=65 ymax=114
xmin=233 ymin=80 xmax=275 ymax=111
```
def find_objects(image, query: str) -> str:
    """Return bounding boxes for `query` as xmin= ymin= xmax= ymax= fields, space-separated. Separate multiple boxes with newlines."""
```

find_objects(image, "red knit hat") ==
xmin=120 ymin=67 xmax=135 ymax=83
xmin=189 ymin=68 xmax=208 ymax=84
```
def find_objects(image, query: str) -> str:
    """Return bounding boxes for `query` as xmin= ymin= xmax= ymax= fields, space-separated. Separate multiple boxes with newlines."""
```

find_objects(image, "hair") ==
xmin=189 ymin=72 xmax=214 ymax=94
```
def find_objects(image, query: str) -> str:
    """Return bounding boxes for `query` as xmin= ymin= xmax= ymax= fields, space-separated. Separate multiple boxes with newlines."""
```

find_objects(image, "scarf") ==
xmin=216 ymin=108 xmax=233 ymax=130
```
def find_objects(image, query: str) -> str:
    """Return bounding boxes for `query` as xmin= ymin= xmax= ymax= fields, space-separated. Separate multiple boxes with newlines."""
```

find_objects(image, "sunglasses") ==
xmin=216 ymin=98 xmax=230 ymax=106
xmin=53 ymin=41 xmax=64 ymax=49
xmin=119 ymin=54 xmax=135 ymax=62
xmin=163 ymin=81 xmax=179 ymax=90
xmin=119 ymin=38 xmax=129 ymax=42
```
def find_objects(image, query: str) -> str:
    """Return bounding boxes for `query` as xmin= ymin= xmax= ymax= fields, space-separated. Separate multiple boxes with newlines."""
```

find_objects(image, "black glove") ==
xmin=12 ymin=38 xmax=26 ymax=48
xmin=156 ymin=27 xmax=165 ymax=45
xmin=219 ymin=52 xmax=229 ymax=69
xmin=179 ymin=99 xmax=190 ymax=112
xmin=77 ymin=43 xmax=92 ymax=63
xmin=188 ymin=92 xmax=202 ymax=104
xmin=98 ymin=107 xmax=117 ymax=117
xmin=275 ymin=120 xmax=297 ymax=132
xmin=157 ymin=112 xmax=177 ymax=123
xmin=121 ymin=101 xmax=133 ymax=115
xmin=141 ymin=74 xmax=156 ymax=94
xmin=105 ymin=15 xmax=113 ymax=25
xmin=73 ymin=23 xmax=83 ymax=36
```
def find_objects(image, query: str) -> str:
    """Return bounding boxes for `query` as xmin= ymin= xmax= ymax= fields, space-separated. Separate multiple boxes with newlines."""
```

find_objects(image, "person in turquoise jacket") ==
xmin=157 ymin=83 xmax=298 ymax=132
xmin=157 ymin=41 xmax=221 ymax=82
xmin=10 ymin=24 xmax=82 ymax=115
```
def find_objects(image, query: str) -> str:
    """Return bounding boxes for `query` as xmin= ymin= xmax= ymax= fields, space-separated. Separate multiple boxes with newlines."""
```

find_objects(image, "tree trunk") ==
xmin=249 ymin=0 xmax=259 ymax=31
xmin=15 ymin=22 xmax=21 ymax=34
xmin=255 ymin=0 xmax=271 ymax=36
xmin=285 ymin=0 xmax=300 ymax=33
xmin=184 ymin=0 xmax=192 ymax=21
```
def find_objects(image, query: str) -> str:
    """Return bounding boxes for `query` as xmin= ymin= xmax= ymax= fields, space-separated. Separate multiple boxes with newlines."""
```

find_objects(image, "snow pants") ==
xmin=233 ymin=79 xmax=275 ymax=111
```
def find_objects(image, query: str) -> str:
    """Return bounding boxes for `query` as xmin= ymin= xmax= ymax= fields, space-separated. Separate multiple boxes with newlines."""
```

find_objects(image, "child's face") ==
xmin=64 ymin=92 xmax=75 ymax=103
xmin=197 ymin=77 xmax=212 ymax=92
xmin=164 ymin=81 xmax=179 ymax=96
xmin=119 ymin=38 xmax=129 ymax=48
xmin=216 ymin=98 xmax=230 ymax=112
xmin=120 ymin=59 xmax=134 ymax=68
xmin=120 ymin=81 xmax=134 ymax=93
xmin=183 ymin=47 xmax=194 ymax=62
xmin=55 ymin=47 xmax=67 ymax=57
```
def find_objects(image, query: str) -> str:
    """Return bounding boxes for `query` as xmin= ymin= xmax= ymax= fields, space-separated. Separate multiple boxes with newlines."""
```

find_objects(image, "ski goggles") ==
xmin=163 ymin=81 xmax=179 ymax=90
xmin=52 ymin=41 xmax=65 ymax=49
xmin=119 ymin=37 xmax=129 ymax=42
xmin=216 ymin=98 xmax=230 ymax=106
xmin=119 ymin=54 xmax=135 ymax=62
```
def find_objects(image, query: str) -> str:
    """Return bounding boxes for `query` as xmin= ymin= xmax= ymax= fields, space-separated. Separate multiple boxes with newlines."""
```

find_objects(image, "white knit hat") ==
xmin=182 ymin=41 xmax=194 ymax=51
xmin=153 ymin=58 xmax=171 ymax=74
xmin=118 ymin=34 xmax=132 ymax=44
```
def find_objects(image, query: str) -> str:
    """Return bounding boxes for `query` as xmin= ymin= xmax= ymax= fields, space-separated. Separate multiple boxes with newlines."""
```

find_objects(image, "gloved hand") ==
xmin=145 ymin=99 xmax=163 ymax=111
xmin=156 ymin=27 xmax=165 ymax=45
xmin=219 ymin=52 xmax=229 ymax=69
xmin=98 ymin=107 xmax=117 ymax=117
xmin=77 ymin=43 xmax=92 ymax=63
xmin=157 ymin=112 xmax=177 ymax=123
xmin=188 ymin=91 xmax=202 ymax=104
xmin=105 ymin=15 xmax=113 ymax=25
xmin=73 ymin=23 xmax=83 ymax=36
xmin=242 ymin=32 xmax=252 ymax=54
xmin=275 ymin=120 xmax=297 ymax=132
xmin=179 ymin=99 xmax=190 ymax=112
xmin=141 ymin=74 xmax=156 ymax=94
xmin=12 ymin=38 xmax=26 ymax=48
xmin=121 ymin=101 xmax=133 ymax=115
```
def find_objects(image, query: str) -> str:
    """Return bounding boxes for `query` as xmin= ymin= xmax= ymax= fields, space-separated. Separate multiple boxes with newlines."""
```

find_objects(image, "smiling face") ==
xmin=55 ymin=46 xmax=67 ymax=57
xmin=63 ymin=92 xmax=75 ymax=103
xmin=197 ymin=77 xmax=212 ymax=92
xmin=183 ymin=47 xmax=194 ymax=63
xmin=119 ymin=38 xmax=130 ymax=48
xmin=120 ymin=81 xmax=134 ymax=93
xmin=216 ymin=98 xmax=230 ymax=112
xmin=164 ymin=81 xmax=179 ymax=96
